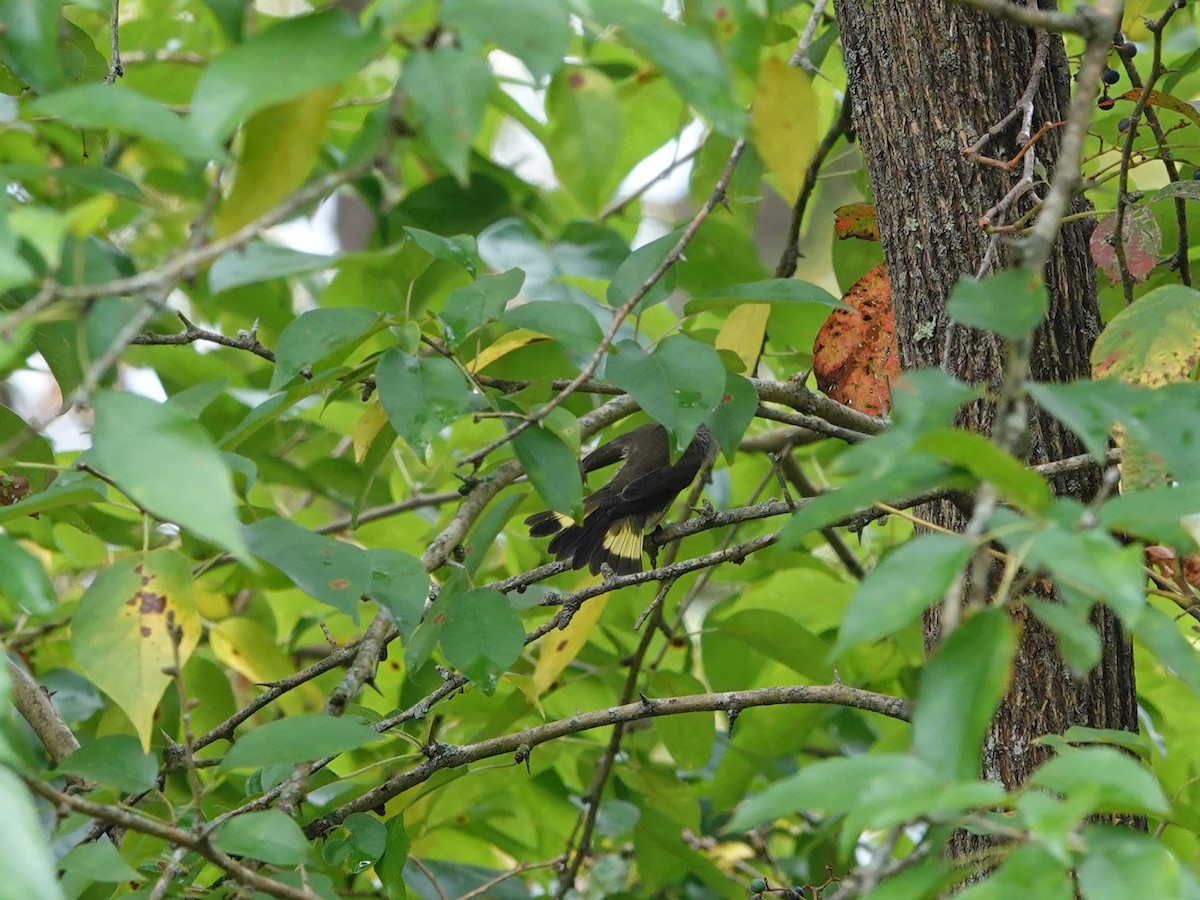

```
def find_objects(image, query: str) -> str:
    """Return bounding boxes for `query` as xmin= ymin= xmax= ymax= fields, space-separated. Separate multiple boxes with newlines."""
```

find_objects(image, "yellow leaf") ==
xmin=533 ymin=580 xmax=606 ymax=695
xmin=353 ymin=401 xmax=390 ymax=464
xmin=65 ymin=194 xmax=117 ymax=238
xmin=209 ymin=617 xmax=322 ymax=711
xmin=750 ymin=56 xmax=818 ymax=204
xmin=70 ymin=549 xmax=200 ymax=750
xmin=216 ymin=85 xmax=341 ymax=237
xmin=467 ymin=328 xmax=550 ymax=373
xmin=715 ymin=303 xmax=770 ymax=374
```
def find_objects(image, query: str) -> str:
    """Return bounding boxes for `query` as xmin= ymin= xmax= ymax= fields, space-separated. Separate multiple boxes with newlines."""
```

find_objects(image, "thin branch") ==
xmin=947 ymin=0 xmax=1112 ymax=36
xmin=775 ymin=100 xmax=854 ymax=279
xmin=23 ymin=777 xmax=319 ymax=900
xmin=105 ymin=0 xmax=123 ymax=83
xmin=131 ymin=312 xmax=277 ymax=363
xmin=303 ymin=682 xmax=911 ymax=837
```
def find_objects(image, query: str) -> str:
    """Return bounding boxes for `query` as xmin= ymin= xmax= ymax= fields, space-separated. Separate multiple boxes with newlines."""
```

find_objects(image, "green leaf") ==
xmin=220 ymin=714 xmax=379 ymax=770
xmin=442 ymin=269 xmax=525 ymax=343
xmin=0 ymin=769 xmax=65 ymax=900
xmin=1076 ymin=825 xmax=1189 ymax=900
xmin=946 ymin=270 xmax=1049 ymax=339
xmin=1091 ymin=284 xmax=1200 ymax=385
xmin=0 ymin=0 xmax=64 ymax=92
xmin=57 ymin=841 xmax=139 ymax=884
xmin=606 ymin=230 xmax=679 ymax=311
xmin=244 ymin=517 xmax=371 ymax=619
xmin=514 ymin=412 xmax=583 ymax=518
xmin=780 ymin=454 xmax=957 ymax=544
xmin=1100 ymin=484 xmax=1200 ymax=549
xmin=213 ymin=811 xmax=310 ymax=866
xmin=605 ymin=335 xmax=725 ymax=453
xmin=688 ymin=278 xmax=845 ymax=311
xmin=727 ymin=754 xmax=924 ymax=831
xmin=545 ymin=67 xmax=623 ymax=211
xmin=1022 ymin=526 xmax=1146 ymax=623
xmin=70 ymin=550 xmax=200 ymax=751
xmin=29 ymin=85 xmax=225 ymax=162
xmin=376 ymin=349 xmax=472 ymax=456
xmin=1032 ymin=747 xmax=1168 ymax=816
xmin=55 ymin=735 xmax=156 ymax=793
xmin=89 ymin=391 xmax=250 ymax=560
xmin=216 ymin=87 xmax=340 ymax=236
xmin=403 ymin=228 xmax=479 ymax=275
xmin=443 ymin=0 xmax=570 ymax=80
xmin=0 ymin=534 xmax=54 ymax=614
xmin=1025 ymin=596 xmax=1102 ymax=676
xmin=592 ymin=0 xmax=744 ymax=137
xmin=441 ymin=588 xmax=524 ymax=688
xmin=648 ymin=671 xmax=714 ymax=771
xmin=914 ymin=427 xmax=1051 ymax=512
xmin=1028 ymin=379 xmax=1143 ymax=460
xmin=834 ymin=534 xmax=973 ymax=655
xmin=955 ymin=846 xmax=1072 ymax=899
xmin=376 ymin=816 xmax=411 ymax=900
xmin=0 ymin=469 xmax=104 ymax=527
xmin=912 ymin=608 xmax=1014 ymax=782
xmin=209 ymin=242 xmax=335 ymax=293
xmin=365 ymin=549 xmax=429 ymax=641
xmin=401 ymin=46 xmax=492 ymax=183
xmin=501 ymin=299 xmax=603 ymax=356
xmin=709 ymin=373 xmax=757 ymax=462
xmin=1133 ymin=604 xmax=1200 ymax=696
xmin=269 ymin=307 xmax=379 ymax=391
xmin=190 ymin=9 xmax=384 ymax=143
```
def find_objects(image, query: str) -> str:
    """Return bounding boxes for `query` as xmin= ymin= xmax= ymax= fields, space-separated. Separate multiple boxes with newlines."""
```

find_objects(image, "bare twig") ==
xmin=105 ymin=0 xmax=123 ymax=83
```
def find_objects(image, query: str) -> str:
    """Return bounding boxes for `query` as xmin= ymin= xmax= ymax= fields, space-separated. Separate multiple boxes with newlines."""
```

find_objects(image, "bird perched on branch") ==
xmin=525 ymin=423 xmax=717 ymax=575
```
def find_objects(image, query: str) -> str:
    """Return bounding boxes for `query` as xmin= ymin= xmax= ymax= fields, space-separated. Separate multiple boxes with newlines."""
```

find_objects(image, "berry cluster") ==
xmin=1097 ymin=33 xmax=1137 ymax=110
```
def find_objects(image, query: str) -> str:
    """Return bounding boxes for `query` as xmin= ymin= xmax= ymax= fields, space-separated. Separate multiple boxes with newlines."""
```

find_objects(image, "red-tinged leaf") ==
xmin=1089 ymin=208 xmax=1161 ymax=284
xmin=833 ymin=203 xmax=880 ymax=241
xmin=1115 ymin=88 xmax=1200 ymax=129
xmin=812 ymin=262 xmax=899 ymax=416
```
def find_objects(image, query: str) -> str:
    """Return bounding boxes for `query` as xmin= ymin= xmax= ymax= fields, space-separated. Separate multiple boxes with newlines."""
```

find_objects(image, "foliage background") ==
xmin=4 ymin=0 xmax=1200 ymax=898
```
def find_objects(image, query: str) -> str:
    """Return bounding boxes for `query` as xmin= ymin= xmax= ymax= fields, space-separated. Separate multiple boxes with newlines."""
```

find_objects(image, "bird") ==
xmin=525 ymin=422 xmax=717 ymax=575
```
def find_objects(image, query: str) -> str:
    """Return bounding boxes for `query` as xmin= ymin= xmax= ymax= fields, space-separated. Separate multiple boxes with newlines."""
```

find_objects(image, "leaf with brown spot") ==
xmin=1089 ymin=208 xmax=1161 ymax=285
xmin=1115 ymin=88 xmax=1200 ymax=128
xmin=533 ymin=576 xmax=607 ymax=695
xmin=812 ymin=262 xmax=899 ymax=416
xmin=71 ymin=549 xmax=199 ymax=750
xmin=833 ymin=203 xmax=880 ymax=241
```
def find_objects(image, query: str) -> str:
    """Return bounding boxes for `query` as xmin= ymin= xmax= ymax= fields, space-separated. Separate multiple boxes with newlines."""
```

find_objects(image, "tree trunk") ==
xmin=831 ymin=0 xmax=1139 ymax=856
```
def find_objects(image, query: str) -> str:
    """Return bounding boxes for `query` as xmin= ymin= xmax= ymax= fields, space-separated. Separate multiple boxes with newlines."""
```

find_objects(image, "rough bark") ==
xmin=831 ymin=0 xmax=1138 ymax=855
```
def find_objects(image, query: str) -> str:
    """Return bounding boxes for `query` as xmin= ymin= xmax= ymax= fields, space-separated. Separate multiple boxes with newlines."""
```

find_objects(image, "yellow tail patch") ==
xmin=602 ymin=520 xmax=643 ymax=568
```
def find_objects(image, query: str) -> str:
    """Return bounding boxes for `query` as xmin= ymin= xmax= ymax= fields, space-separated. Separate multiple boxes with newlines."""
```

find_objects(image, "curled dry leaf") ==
xmin=812 ymin=262 xmax=899 ymax=416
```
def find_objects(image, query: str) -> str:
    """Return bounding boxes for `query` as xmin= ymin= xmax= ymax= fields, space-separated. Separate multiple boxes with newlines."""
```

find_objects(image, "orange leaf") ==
xmin=812 ymin=262 xmax=899 ymax=416
xmin=1115 ymin=89 xmax=1200 ymax=129
xmin=833 ymin=203 xmax=880 ymax=241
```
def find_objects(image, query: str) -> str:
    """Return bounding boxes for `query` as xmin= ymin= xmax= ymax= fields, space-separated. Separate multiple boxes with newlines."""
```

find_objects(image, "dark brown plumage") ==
xmin=525 ymin=423 xmax=716 ymax=575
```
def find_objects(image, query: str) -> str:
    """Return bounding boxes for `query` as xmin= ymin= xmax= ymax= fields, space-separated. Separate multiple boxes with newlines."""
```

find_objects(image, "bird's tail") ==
xmin=524 ymin=510 xmax=644 ymax=575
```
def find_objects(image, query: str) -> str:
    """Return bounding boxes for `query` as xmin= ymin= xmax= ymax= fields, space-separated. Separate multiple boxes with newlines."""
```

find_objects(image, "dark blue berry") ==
xmin=1192 ymin=169 xmax=1200 ymax=180
xmin=1098 ymin=95 xmax=1116 ymax=110
xmin=1119 ymin=42 xmax=1138 ymax=59
xmin=1102 ymin=68 xmax=1120 ymax=85
xmin=1118 ymin=117 xmax=1132 ymax=132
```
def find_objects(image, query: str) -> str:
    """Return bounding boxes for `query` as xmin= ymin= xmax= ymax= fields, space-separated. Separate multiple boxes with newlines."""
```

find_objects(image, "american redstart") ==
xmin=525 ymin=423 xmax=717 ymax=575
